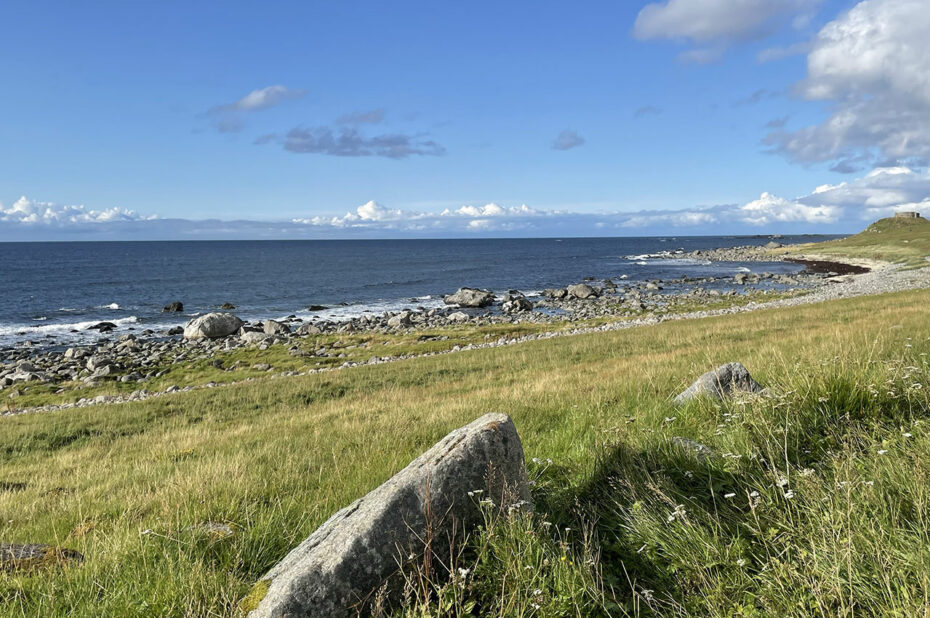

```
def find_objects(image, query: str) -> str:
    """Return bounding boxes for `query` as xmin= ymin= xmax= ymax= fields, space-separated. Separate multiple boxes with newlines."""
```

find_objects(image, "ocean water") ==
xmin=0 ymin=236 xmax=835 ymax=348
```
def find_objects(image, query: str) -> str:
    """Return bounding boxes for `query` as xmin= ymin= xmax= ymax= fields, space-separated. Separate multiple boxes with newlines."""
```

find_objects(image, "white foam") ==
xmin=0 ymin=316 xmax=140 ymax=342
xmin=98 ymin=303 xmax=120 ymax=310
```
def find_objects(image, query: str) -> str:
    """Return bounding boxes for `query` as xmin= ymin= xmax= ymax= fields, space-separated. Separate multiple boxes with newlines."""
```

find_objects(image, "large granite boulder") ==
xmin=566 ymin=283 xmax=599 ymax=299
xmin=247 ymin=413 xmax=531 ymax=618
xmin=183 ymin=313 xmax=244 ymax=340
xmin=674 ymin=362 xmax=763 ymax=403
xmin=443 ymin=288 xmax=495 ymax=308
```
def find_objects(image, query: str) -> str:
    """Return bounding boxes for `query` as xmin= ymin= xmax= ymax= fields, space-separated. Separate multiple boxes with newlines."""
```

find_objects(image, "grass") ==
xmin=782 ymin=216 xmax=930 ymax=268
xmin=3 ymin=286 xmax=930 ymax=615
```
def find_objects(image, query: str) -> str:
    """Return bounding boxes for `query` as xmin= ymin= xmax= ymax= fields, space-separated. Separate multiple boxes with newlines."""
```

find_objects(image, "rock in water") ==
xmin=247 ymin=413 xmax=531 ymax=618
xmin=443 ymin=287 xmax=495 ymax=308
xmin=674 ymin=362 xmax=763 ymax=403
xmin=162 ymin=301 xmax=184 ymax=313
xmin=183 ymin=313 xmax=244 ymax=340
xmin=566 ymin=283 xmax=599 ymax=299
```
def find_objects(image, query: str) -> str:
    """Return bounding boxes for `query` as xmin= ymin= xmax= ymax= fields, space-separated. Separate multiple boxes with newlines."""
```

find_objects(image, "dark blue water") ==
xmin=0 ymin=236 xmax=834 ymax=347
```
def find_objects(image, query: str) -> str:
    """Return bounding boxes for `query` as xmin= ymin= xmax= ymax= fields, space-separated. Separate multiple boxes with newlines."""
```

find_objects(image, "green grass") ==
xmin=3 ymin=288 xmax=930 ymax=615
xmin=784 ymin=216 xmax=930 ymax=267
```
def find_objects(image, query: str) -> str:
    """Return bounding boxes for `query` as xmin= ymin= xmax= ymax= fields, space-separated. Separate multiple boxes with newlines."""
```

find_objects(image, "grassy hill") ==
xmin=787 ymin=215 xmax=930 ymax=267
xmin=4 ymin=289 xmax=930 ymax=616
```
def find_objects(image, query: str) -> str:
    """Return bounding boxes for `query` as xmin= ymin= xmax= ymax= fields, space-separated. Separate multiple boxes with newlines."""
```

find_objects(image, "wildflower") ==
xmin=724 ymin=493 xmax=736 ymax=499
xmin=784 ymin=490 xmax=795 ymax=499
xmin=903 ymin=432 xmax=913 ymax=438
xmin=864 ymin=481 xmax=874 ymax=487
xmin=776 ymin=477 xmax=789 ymax=488
xmin=799 ymin=468 xmax=814 ymax=477
xmin=533 ymin=588 xmax=542 ymax=596
xmin=467 ymin=489 xmax=484 ymax=497
xmin=736 ymin=558 xmax=746 ymax=567
xmin=877 ymin=449 xmax=888 ymax=455
xmin=457 ymin=567 xmax=470 ymax=578
xmin=664 ymin=416 xmax=676 ymax=423
xmin=749 ymin=491 xmax=760 ymax=498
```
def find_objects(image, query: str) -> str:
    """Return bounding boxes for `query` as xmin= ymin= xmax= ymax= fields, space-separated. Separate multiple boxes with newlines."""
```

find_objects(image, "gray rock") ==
xmin=241 ymin=331 xmax=271 ymax=344
xmin=387 ymin=311 xmax=414 ymax=328
xmin=85 ymin=355 xmax=112 ymax=372
xmin=566 ymin=283 xmax=599 ymax=299
xmin=0 ymin=543 xmax=83 ymax=571
xmin=248 ymin=413 xmax=531 ymax=618
xmin=444 ymin=287 xmax=495 ymax=308
xmin=447 ymin=311 xmax=470 ymax=323
xmin=501 ymin=297 xmax=533 ymax=313
xmin=296 ymin=323 xmax=323 ymax=336
xmin=543 ymin=288 xmax=567 ymax=299
xmin=183 ymin=313 xmax=244 ymax=340
xmin=263 ymin=319 xmax=291 ymax=335
xmin=674 ymin=362 xmax=763 ymax=403
xmin=162 ymin=301 xmax=184 ymax=313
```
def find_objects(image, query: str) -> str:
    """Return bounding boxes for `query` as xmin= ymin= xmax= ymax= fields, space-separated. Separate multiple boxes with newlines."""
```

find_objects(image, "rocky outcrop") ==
xmin=444 ymin=288 xmax=495 ymax=308
xmin=674 ymin=362 xmax=763 ymax=403
xmin=162 ymin=301 xmax=184 ymax=313
xmin=183 ymin=313 xmax=244 ymax=340
xmin=247 ymin=413 xmax=531 ymax=618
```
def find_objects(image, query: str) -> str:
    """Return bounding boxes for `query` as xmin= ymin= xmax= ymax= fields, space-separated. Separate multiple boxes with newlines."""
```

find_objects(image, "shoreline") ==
xmin=3 ymin=247 xmax=928 ymax=418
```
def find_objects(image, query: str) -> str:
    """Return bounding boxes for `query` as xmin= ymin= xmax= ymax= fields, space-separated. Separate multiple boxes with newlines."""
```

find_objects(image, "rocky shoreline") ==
xmin=3 ymin=245 xmax=926 ymax=417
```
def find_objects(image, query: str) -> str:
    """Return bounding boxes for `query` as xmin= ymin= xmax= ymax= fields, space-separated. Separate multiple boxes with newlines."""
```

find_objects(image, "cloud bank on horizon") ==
xmin=4 ymin=165 xmax=929 ymax=240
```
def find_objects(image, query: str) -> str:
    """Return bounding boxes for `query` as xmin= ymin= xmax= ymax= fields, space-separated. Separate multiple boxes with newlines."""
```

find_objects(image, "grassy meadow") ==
xmin=3 ymin=285 xmax=930 ymax=616
xmin=783 ymin=216 xmax=930 ymax=268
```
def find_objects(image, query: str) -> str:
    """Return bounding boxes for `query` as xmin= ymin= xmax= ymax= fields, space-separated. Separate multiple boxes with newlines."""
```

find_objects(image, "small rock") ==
xmin=674 ymin=362 xmax=763 ymax=403
xmin=162 ymin=301 xmax=184 ymax=313
xmin=0 ymin=543 xmax=83 ymax=572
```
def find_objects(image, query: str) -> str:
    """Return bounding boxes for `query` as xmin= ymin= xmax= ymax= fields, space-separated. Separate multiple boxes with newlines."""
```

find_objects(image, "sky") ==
xmin=2 ymin=0 xmax=930 ymax=240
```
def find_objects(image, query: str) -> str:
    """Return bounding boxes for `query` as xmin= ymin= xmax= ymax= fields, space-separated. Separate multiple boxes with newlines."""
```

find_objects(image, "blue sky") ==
xmin=2 ymin=0 xmax=930 ymax=239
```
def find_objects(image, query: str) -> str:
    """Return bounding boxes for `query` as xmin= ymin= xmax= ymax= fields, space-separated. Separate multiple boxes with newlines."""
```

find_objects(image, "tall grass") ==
xmin=1 ymin=289 xmax=930 ymax=616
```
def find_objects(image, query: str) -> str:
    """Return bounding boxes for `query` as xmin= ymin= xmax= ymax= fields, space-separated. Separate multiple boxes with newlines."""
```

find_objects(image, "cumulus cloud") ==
xmin=767 ymin=0 xmax=930 ymax=169
xmin=634 ymin=0 xmax=820 ymax=61
xmin=0 ymin=196 xmax=153 ymax=225
xmin=205 ymin=85 xmax=306 ymax=132
xmin=9 ymin=166 xmax=930 ymax=240
xmin=552 ymin=130 xmax=585 ymax=151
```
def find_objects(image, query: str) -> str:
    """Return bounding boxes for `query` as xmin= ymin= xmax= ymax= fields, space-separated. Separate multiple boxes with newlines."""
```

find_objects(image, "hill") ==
xmin=788 ymin=215 xmax=930 ymax=267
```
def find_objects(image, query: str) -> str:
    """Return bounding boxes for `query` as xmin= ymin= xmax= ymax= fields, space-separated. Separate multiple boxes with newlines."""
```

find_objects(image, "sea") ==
xmin=0 ymin=236 xmax=838 ymax=349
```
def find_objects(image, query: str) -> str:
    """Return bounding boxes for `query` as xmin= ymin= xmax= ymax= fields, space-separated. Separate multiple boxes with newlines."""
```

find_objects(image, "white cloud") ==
xmin=768 ymin=0 xmax=930 ymax=167
xmin=621 ymin=211 xmax=718 ymax=228
xmin=634 ymin=0 xmax=819 ymax=61
xmin=231 ymin=85 xmax=304 ymax=111
xmin=205 ymin=85 xmax=306 ymax=132
xmin=0 ymin=196 xmax=153 ymax=225
xmin=738 ymin=192 xmax=840 ymax=225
